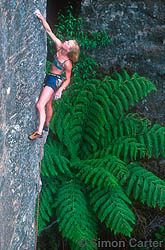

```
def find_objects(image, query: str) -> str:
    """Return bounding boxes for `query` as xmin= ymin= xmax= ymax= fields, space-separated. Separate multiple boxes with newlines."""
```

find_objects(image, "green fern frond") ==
xmin=85 ymin=126 xmax=99 ymax=142
xmin=136 ymin=124 xmax=165 ymax=158
xmin=122 ymin=69 xmax=131 ymax=82
xmin=110 ymin=137 xmax=146 ymax=162
xmin=53 ymin=181 xmax=98 ymax=245
xmin=41 ymin=144 xmax=58 ymax=176
xmin=109 ymin=100 xmax=120 ymax=120
xmin=116 ymin=90 xmax=129 ymax=112
xmin=112 ymin=94 xmax=125 ymax=115
xmin=106 ymin=77 xmax=119 ymax=91
xmin=94 ymin=93 xmax=113 ymax=122
xmin=83 ymin=132 xmax=98 ymax=152
xmin=124 ymin=162 xmax=165 ymax=209
xmin=101 ymin=80 xmax=113 ymax=99
xmin=98 ymin=84 xmax=112 ymax=101
xmin=67 ymin=81 xmax=101 ymax=155
xmin=37 ymin=179 xmax=59 ymax=233
xmin=105 ymin=156 xmax=129 ymax=182
xmin=77 ymin=164 xmax=119 ymax=191
xmin=41 ymin=139 xmax=72 ymax=177
xmin=122 ymin=84 xmax=135 ymax=106
xmin=85 ymin=81 xmax=97 ymax=94
xmin=111 ymin=71 xmax=157 ymax=107
xmin=133 ymin=79 xmax=143 ymax=99
xmin=91 ymin=102 xmax=107 ymax=124
xmin=127 ymin=80 xmax=139 ymax=103
xmin=90 ymin=187 xmax=135 ymax=236
xmin=53 ymin=102 xmax=71 ymax=140
xmin=150 ymin=125 xmax=165 ymax=158
xmin=73 ymin=155 xmax=129 ymax=186
xmin=111 ymin=72 xmax=123 ymax=84
xmin=86 ymin=120 xmax=102 ymax=137
xmin=114 ymin=113 xmax=149 ymax=140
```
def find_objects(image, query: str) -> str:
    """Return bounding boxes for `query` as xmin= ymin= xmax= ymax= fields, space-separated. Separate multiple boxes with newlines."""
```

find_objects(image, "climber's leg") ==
xmin=36 ymin=86 xmax=55 ymax=134
xmin=28 ymin=86 xmax=55 ymax=140
xmin=45 ymin=94 xmax=54 ymax=128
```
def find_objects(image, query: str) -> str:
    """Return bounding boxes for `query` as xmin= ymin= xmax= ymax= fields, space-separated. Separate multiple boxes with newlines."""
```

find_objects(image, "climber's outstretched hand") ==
xmin=34 ymin=9 xmax=44 ymax=20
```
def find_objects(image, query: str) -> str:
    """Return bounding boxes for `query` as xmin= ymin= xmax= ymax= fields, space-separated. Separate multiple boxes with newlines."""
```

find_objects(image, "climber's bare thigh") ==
xmin=37 ymin=86 xmax=55 ymax=107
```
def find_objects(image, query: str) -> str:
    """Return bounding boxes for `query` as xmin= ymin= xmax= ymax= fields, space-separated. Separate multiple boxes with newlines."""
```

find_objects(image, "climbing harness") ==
xmin=35 ymin=138 xmax=43 ymax=250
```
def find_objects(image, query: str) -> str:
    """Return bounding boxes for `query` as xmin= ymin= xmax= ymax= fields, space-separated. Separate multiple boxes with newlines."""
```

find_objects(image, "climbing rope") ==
xmin=35 ymin=138 xmax=43 ymax=250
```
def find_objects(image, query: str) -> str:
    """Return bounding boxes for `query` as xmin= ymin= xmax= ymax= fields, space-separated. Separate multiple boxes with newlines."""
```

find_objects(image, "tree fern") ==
xmin=38 ymin=69 xmax=165 ymax=247
xmin=37 ymin=5 xmax=165 ymax=248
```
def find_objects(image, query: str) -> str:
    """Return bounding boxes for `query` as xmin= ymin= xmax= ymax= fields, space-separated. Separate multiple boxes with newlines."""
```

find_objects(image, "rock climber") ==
xmin=29 ymin=10 xmax=80 ymax=140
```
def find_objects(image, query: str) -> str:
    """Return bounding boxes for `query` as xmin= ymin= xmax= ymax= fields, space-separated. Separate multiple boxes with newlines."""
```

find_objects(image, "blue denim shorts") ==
xmin=44 ymin=73 xmax=65 ymax=91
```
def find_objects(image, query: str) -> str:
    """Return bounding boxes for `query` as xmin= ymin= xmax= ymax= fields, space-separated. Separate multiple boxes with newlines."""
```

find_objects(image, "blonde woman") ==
xmin=29 ymin=10 xmax=80 ymax=140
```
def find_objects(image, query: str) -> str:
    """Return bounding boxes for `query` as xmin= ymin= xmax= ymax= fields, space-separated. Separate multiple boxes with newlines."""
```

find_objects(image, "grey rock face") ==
xmin=81 ymin=0 xmax=165 ymax=124
xmin=0 ymin=1 xmax=47 ymax=249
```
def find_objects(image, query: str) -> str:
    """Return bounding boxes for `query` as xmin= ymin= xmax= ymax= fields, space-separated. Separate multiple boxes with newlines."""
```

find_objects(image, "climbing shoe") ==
xmin=43 ymin=125 xmax=49 ymax=132
xmin=28 ymin=131 xmax=42 ymax=140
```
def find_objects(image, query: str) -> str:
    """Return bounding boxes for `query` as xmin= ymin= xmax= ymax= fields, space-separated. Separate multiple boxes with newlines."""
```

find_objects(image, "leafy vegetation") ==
xmin=37 ymin=6 xmax=165 ymax=250
xmin=37 ymin=70 xmax=165 ymax=250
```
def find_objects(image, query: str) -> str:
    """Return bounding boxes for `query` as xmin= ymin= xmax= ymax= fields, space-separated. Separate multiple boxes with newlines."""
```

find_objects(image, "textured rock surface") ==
xmin=0 ymin=1 xmax=47 ymax=249
xmin=81 ymin=0 xmax=165 ymax=125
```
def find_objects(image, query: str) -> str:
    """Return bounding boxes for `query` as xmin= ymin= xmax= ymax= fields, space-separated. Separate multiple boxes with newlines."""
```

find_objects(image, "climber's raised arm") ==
xmin=35 ymin=10 xmax=62 ymax=49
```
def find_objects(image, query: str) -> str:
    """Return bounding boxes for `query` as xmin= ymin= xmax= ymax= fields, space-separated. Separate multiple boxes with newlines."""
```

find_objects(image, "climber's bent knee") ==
xmin=36 ymin=102 xmax=43 ymax=111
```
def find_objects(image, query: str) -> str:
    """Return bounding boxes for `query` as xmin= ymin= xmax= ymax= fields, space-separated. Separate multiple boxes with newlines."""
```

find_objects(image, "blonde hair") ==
xmin=68 ymin=40 xmax=80 ymax=63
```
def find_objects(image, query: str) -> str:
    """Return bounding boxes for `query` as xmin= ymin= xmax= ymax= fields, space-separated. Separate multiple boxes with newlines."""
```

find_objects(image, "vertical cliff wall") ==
xmin=81 ymin=0 xmax=165 ymax=124
xmin=0 ymin=1 xmax=47 ymax=249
